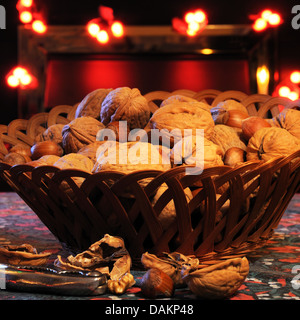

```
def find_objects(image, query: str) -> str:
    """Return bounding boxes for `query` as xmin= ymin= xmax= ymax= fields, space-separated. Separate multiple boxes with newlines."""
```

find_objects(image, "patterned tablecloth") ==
xmin=0 ymin=192 xmax=299 ymax=301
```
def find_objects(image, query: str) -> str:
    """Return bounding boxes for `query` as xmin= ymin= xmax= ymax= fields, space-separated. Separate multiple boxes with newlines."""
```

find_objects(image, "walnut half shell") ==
xmin=0 ymin=244 xmax=51 ymax=266
xmin=181 ymin=257 xmax=249 ymax=299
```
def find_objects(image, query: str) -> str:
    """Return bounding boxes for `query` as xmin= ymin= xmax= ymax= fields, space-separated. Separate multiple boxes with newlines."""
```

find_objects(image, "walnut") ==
xmin=75 ymin=88 xmax=112 ymax=119
xmin=271 ymin=108 xmax=300 ymax=140
xmin=170 ymin=136 xmax=224 ymax=169
xmin=2 ymin=152 xmax=31 ymax=166
xmin=62 ymin=116 xmax=105 ymax=153
xmin=160 ymin=94 xmax=199 ymax=107
xmin=182 ymin=257 xmax=249 ymax=299
xmin=246 ymin=127 xmax=300 ymax=161
xmin=149 ymin=101 xmax=214 ymax=147
xmin=53 ymin=153 xmax=94 ymax=172
xmin=215 ymin=99 xmax=249 ymax=114
xmin=92 ymin=141 xmax=171 ymax=177
xmin=209 ymin=124 xmax=247 ymax=154
xmin=40 ymin=124 xmax=65 ymax=145
xmin=100 ymin=87 xmax=150 ymax=130
xmin=77 ymin=141 xmax=118 ymax=164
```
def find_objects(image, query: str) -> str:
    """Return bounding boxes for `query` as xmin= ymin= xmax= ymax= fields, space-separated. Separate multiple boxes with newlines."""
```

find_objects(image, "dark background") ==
xmin=1 ymin=0 xmax=300 ymax=125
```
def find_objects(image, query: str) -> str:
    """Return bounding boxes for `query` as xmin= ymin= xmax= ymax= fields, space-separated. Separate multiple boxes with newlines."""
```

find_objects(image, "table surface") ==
xmin=0 ymin=192 xmax=299 ymax=301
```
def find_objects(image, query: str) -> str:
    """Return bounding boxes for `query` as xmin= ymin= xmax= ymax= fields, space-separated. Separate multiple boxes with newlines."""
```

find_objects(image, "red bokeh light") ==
xmin=6 ymin=66 xmax=37 ymax=89
xmin=19 ymin=10 xmax=33 ymax=24
xmin=32 ymin=20 xmax=47 ymax=34
xmin=252 ymin=9 xmax=282 ymax=32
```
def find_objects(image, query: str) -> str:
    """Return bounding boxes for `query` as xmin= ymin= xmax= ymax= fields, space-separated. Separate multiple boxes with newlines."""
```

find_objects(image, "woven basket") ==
xmin=0 ymin=90 xmax=299 ymax=264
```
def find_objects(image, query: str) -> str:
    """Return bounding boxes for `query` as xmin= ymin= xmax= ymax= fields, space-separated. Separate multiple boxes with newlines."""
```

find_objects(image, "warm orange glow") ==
xmin=256 ymin=66 xmax=270 ymax=94
xmin=20 ymin=0 xmax=33 ymax=7
xmin=97 ymin=30 xmax=109 ymax=44
xmin=268 ymin=13 xmax=281 ymax=26
xmin=290 ymin=71 xmax=300 ymax=84
xmin=253 ymin=18 xmax=267 ymax=31
xmin=87 ymin=22 xmax=100 ymax=37
xmin=200 ymin=48 xmax=214 ymax=55
xmin=278 ymin=86 xmax=291 ymax=97
xmin=19 ymin=11 xmax=33 ymax=23
xmin=32 ymin=20 xmax=47 ymax=33
xmin=111 ymin=21 xmax=124 ymax=37
xmin=7 ymin=75 xmax=20 ymax=88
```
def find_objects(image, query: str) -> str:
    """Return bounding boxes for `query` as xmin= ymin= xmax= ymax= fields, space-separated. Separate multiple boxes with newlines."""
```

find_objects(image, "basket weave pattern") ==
xmin=0 ymin=90 xmax=299 ymax=261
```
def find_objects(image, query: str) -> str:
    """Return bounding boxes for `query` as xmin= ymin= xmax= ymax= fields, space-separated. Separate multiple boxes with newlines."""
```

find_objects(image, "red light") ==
xmin=7 ymin=75 xmax=20 ymax=88
xmin=184 ymin=11 xmax=195 ymax=24
xmin=194 ymin=10 xmax=206 ymax=23
xmin=19 ymin=11 xmax=33 ymax=23
xmin=261 ymin=9 xmax=272 ymax=20
xmin=87 ymin=22 xmax=100 ymax=37
xmin=268 ymin=13 xmax=281 ymax=26
xmin=99 ymin=6 xmax=114 ymax=22
xmin=6 ymin=66 xmax=35 ymax=88
xmin=32 ymin=20 xmax=47 ymax=34
xmin=97 ymin=30 xmax=109 ymax=44
xmin=278 ymin=86 xmax=290 ymax=97
xmin=111 ymin=21 xmax=124 ymax=38
xmin=253 ymin=18 xmax=267 ymax=32
xmin=290 ymin=71 xmax=300 ymax=84
xmin=20 ymin=0 xmax=33 ymax=7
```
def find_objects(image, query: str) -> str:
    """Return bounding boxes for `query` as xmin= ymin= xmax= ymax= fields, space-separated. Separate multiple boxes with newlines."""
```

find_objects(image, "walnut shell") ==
xmin=62 ymin=116 xmax=105 ymax=153
xmin=9 ymin=144 xmax=32 ymax=157
xmin=54 ymin=234 xmax=132 ymax=281
xmin=141 ymin=251 xmax=199 ymax=286
xmin=215 ymin=99 xmax=249 ymax=114
xmin=209 ymin=124 xmax=247 ymax=154
xmin=160 ymin=94 xmax=199 ymax=107
xmin=53 ymin=153 xmax=94 ymax=172
xmin=170 ymin=136 xmax=224 ymax=169
xmin=182 ymin=257 xmax=249 ymax=299
xmin=149 ymin=101 xmax=214 ymax=147
xmin=75 ymin=88 xmax=112 ymax=119
xmin=40 ymin=124 xmax=65 ymax=145
xmin=100 ymin=87 xmax=150 ymax=130
xmin=2 ymin=152 xmax=31 ymax=166
xmin=92 ymin=141 xmax=171 ymax=175
xmin=0 ymin=244 xmax=51 ymax=266
xmin=77 ymin=141 xmax=118 ymax=164
xmin=246 ymin=127 xmax=300 ymax=161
